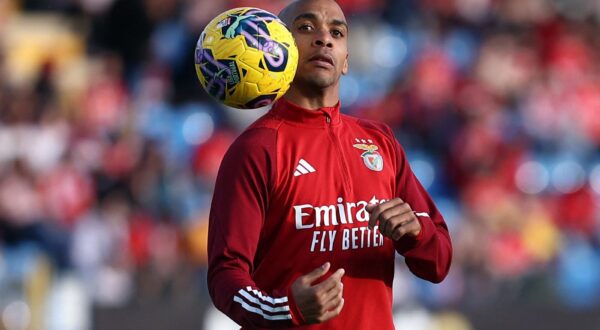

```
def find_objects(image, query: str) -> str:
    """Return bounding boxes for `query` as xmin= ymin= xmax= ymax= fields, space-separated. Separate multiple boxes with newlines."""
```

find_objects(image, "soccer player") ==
xmin=207 ymin=0 xmax=452 ymax=328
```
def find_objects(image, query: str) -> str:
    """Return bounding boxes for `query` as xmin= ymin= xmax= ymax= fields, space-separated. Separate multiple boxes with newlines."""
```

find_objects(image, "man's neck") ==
xmin=283 ymin=84 xmax=340 ymax=110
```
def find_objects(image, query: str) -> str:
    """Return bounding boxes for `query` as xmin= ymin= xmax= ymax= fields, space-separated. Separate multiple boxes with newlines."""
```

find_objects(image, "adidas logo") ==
xmin=294 ymin=159 xmax=316 ymax=177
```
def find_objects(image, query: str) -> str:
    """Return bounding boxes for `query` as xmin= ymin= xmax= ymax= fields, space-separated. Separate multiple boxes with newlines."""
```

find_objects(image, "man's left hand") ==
xmin=366 ymin=198 xmax=421 ymax=241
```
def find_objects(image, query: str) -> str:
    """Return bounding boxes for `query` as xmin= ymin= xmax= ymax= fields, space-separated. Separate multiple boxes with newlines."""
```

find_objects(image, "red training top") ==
xmin=208 ymin=98 xmax=452 ymax=329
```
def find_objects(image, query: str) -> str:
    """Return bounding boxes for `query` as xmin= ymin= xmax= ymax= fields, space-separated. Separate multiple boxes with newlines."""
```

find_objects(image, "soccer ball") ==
xmin=195 ymin=7 xmax=298 ymax=109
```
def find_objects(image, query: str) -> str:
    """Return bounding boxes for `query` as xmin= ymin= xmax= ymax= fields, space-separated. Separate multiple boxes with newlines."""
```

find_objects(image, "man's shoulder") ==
xmin=245 ymin=110 xmax=284 ymax=132
xmin=227 ymin=112 xmax=282 ymax=154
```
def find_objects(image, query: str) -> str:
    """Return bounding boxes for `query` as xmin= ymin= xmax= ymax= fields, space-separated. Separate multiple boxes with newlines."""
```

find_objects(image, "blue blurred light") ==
xmin=340 ymin=75 xmax=360 ymax=108
xmin=557 ymin=237 xmax=600 ymax=308
xmin=374 ymin=34 xmax=407 ymax=70
xmin=589 ymin=164 xmax=600 ymax=195
xmin=182 ymin=112 xmax=214 ymax=145
xmin=444 ymin=29 xmax=478 ymax=72
xmin=552 ymin=160 xmax=586 ymax=193
xmin=515 ymin=160 xmax=549 ymax=194
xmin=410 ymin=159 xmax=435 ymax=190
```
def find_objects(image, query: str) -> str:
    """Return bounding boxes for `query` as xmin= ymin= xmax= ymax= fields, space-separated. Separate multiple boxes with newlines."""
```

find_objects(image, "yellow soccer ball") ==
xmin=195 ymin=7 xmax=298 ymax=109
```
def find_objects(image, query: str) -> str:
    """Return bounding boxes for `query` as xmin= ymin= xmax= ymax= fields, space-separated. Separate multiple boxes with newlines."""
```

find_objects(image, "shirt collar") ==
xmin=270 ymin=98 xmax=341 ymax=127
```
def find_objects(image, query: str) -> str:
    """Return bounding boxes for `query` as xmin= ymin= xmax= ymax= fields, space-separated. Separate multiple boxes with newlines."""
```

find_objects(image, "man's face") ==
xmin=283 ymin=0 xmax=349 ymax=90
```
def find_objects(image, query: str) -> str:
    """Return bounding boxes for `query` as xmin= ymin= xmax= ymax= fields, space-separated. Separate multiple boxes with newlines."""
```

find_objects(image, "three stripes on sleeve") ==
xmin=233 ymin=286 xmax=292 ymax=321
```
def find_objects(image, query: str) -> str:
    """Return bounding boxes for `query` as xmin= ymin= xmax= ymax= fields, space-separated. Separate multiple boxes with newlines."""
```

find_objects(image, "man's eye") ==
xmin=299 ymin=24 xmax=314 ymax=31
xmin=332 ymin=30 xmax=344 ymax=38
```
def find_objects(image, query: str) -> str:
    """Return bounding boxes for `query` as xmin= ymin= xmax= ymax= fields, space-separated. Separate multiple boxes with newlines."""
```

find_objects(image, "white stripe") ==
xmin=299 ymin=159 xmax=315 ymax=172
xmin=238 ymin=291 xmax=290 ymax=313
xmin=294 ymin=170 xmax=301 ymax=177
xmin=296 ymin=164 xmax=309 ymax=174
xmin=415 ymin=212 xmax=430 ymax=217
xmin=245 ymin=286 xmax=288 ymax=304
xmin=233 ymin=296 xmax=292 ymax=320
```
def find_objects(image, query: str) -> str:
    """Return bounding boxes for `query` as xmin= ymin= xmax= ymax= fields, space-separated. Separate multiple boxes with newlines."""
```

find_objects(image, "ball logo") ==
xmin=219 ymin=10 xmax=288 ymax=72
xmin=353 ymin=141 xmax=384 ymax=172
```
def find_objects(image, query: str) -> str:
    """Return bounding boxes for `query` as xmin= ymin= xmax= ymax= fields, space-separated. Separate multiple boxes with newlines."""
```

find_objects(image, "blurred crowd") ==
xmin=0 ymin=0 xmax=600 ymax=329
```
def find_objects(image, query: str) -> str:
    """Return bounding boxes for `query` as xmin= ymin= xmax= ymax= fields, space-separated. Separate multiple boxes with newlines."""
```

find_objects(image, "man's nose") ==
xmin=312 ymin=29 xmax=333 ymax=48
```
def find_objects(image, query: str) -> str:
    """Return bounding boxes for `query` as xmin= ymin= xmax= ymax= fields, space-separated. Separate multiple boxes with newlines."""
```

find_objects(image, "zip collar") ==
xmin=270 ymin=98 xmax=341 ymax=127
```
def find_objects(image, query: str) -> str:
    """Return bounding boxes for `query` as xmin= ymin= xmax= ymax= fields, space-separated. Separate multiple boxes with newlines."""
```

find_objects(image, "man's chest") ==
xmin=257 ymin=125 xmax=396 ymax=254
xmin=272 ymin=124 xmax=396 ymax=202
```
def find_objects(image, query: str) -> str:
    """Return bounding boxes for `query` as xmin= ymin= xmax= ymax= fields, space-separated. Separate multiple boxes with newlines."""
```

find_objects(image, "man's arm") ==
xmin=207 ymin=128 xmax=301 ymax=328
xmin=367 ymin=125 xmax=452 ymax=283
xmin=393 ymin=158 xmax=452 ymax=283
xmin=208 ymin=127 xmax=345 ymax=327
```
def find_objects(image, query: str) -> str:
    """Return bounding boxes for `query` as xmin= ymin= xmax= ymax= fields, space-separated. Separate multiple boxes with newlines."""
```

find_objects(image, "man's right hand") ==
xmin=290 ymin=262 xmax=345 ymax=324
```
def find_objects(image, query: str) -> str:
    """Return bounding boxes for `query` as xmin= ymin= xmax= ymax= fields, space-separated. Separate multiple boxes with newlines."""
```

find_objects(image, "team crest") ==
xmin=353 ymin=140 xmax=384 ymax=172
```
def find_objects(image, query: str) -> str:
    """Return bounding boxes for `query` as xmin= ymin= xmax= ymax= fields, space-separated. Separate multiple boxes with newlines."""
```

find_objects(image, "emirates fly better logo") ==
xmin=353 ymin=139 xmax=383 ymax=171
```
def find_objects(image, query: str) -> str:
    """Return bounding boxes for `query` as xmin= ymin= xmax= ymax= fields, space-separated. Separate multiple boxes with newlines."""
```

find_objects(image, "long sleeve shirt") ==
xmin=207 ymin=98 xmax=452 ymax=329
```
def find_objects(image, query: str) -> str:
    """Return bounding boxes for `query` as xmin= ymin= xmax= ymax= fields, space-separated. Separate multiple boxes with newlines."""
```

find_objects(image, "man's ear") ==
xmin=342 ymin=53 xmax=349 ymax=75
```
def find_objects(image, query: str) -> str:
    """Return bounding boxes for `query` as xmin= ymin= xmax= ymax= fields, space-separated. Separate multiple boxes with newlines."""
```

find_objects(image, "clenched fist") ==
xmin=291 ymin=262 xmax=345 ymax=324
xmin=366 ymin=198 xmax=422 ymax=241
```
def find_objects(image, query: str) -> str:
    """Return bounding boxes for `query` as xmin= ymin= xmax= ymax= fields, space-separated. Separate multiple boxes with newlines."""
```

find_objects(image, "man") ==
xmin=207 ymin=0 xmax=452 ymax=328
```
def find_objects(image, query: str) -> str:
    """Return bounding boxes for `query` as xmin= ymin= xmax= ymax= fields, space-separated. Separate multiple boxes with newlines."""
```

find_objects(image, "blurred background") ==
xmin=0 ymin=0 xmax=599 ymax=329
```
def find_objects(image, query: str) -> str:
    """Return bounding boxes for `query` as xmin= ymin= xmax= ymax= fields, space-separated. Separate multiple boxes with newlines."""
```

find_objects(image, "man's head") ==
xmin=279 ymin=0 xmax=349 ymax=91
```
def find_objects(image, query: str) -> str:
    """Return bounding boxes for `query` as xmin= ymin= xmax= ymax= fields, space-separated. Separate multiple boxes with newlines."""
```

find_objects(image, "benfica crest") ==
xmin=353 ymin=142 xmax=384 ymax=171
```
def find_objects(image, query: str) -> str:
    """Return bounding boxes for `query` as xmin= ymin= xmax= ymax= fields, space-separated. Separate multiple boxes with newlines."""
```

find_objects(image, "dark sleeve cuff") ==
xmin=394 ymin=214 xmax=435 ymax=254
